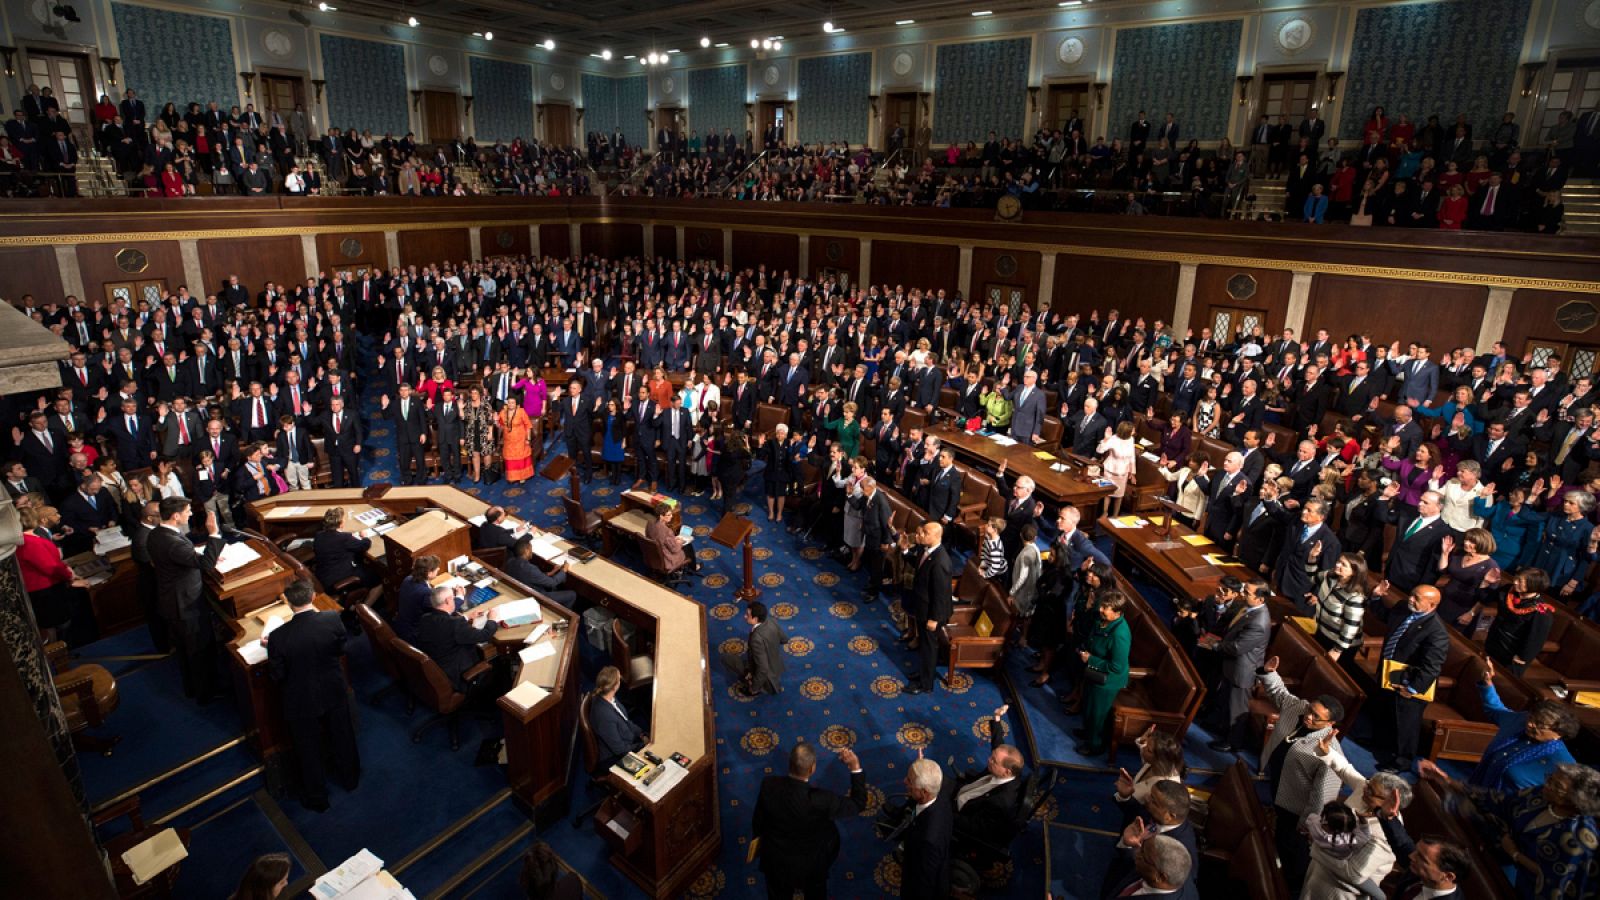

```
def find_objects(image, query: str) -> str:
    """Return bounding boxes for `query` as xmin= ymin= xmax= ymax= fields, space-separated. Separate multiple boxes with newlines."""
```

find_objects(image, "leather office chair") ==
xmin=563 ymin=496 xmax=604 ymax=546
xmin=636 ymin=533 xmax=690 ymax=588
xmin=610 ymin=618 xmax=655 ymax=691
xmin=754 ymin=402 xmax=790 ymax=435
xmin=391 ymin=640 xmax=475 ymax=750
xmin=572 ymin=694 xmax=613 ymax=827
xmin=1036 ymin=417 xmax=1065 ymax=454
xmin=475 ymin=545 xmax=509 ymax=570
xmin=311 ymin=437 xmax=333 ymax=488
xmin=353 ymin=603 xmax=409 ymax=708
xmin=46 ymin=640 xmax=120 ymax=756
xmin=946 ymin=583 xmax=1015 ymax=672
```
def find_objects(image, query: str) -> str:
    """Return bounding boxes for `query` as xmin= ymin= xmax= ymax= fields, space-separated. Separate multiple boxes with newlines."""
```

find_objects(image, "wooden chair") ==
xmin=46 ymin=640 xmax=120 ymax=757
xmin=1227 ymin=829 xmax=1292 ymax=900
xmin=391 ymin=640 xmax=474 ymax=750
xmin=563 ymin=496 xmax=603 ymax=545
xmin=572 ymin=694 xmax=613 ymax=827
xmin=311 ymin=437 xmax=333 ymax=488
xmin=636 ymin=533 xmax=691 ymax=589
xmin=353 ymin=603 xmax=408 ymax=707
xmin=93 ymin=796 xmax=191 ymax=898
xmin=946 ymin=583 xmax=1015 ymax=672
xmin=610 ymin=618 xmax=655 ymax=691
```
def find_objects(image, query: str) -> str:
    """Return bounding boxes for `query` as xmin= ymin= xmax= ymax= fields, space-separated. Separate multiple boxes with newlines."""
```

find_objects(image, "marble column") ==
xmin=300 ymin=234 xmax=319 ymax=279
xmin=722 ymin=229 xmax=733 ymax=268
xmin=1172 ymin=263 xmax=1198 ymax=337
xmin=797 ymin=237 xmax=810 ymax=280
xmin=642 ymin=225 xmax=654 ymax=261
xmin=1037 ymin=254 xmax=1057 ymax=313
xmin=859 ymin=238 xmax=873 ymax=289
xmin=1478 ymin=288 xmax=1515 ymax=354
xmin=957 ymin=245 xmax=974 ymax=302
xmin=1284 ymin=271 xmax=1315 ymax=335
xmin=178 ymin=240 xmax=204 ymax=291
xmin=468 ymin=228 xmax=482 ymax=263
xmin=384 ymin=232 xmax=401 ymax=270
xmin=569 ymin=223 xmax=583 ymax=258
xmin=529 ymin=225 xmax=541 ymax=260
xmin=54 ymin=246 xmax=86 ymax=302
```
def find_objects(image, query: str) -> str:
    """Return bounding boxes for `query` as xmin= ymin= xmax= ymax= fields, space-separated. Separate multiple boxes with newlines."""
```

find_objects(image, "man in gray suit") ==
xmin=1202 ymin=582 xmax=1271 ymax=753
xmin=1007 ymin=369 xmax=1047 ymax=444
xmin=723 ymin=600 xmax=788 ymax=697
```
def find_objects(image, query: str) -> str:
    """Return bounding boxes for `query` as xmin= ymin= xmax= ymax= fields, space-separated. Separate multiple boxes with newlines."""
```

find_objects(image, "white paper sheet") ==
xmin=491 ymin=598 xmax=543 ymax=623
xmin=238 ymin=640 xmax=268 ymax=665
xmin=214 ymin=541 xmax=262 ymax=574
xmin=518 ymin=641 xmax=556 ymax=664
xmin=310 ymin=849 xmax=384 ymax=899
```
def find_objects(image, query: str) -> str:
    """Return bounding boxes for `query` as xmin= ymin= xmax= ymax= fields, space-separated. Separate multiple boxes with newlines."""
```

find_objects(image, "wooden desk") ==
xmin=1100 ymin=515 xmax=1260 ymax=601
xmin=929 ymin=424 xmax=1114 ymax=507
xmin=68 ymin=547 xmax=143 ymax=637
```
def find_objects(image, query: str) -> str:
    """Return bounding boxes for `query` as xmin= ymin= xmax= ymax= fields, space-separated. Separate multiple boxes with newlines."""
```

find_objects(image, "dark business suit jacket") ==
xmin=953 ymin=728 xmax=1025 ymax=838
xmin=744 ymin=618 xmax=788 ymax=694
xmin=900 ymin=791 xmax=954 ymax=899
xmin=752 ymin=771 xmax=867 ymax=883
xmin=1376 ymin=506 xmax=1447 ymax=591
xmin=413 ymin=606 xmax=491 ymax=690
xmin=860 ymin=490 xmax=893 ymax=546
xmin=148 ymin=526 xmax=225 ymax=627
xmin=267 ymin=610 xmax=351 ymax=716
xmin=908 ymin=544 xmax=954 ymax=627
xmin=312 ymin=529 xmax=371 ymax=589
xmin=589 ymin=694 xmax=645 ymax=770
xmin=477 ymin=522 xmax=517 ymax=552
xmin=1272 ymin=520 xmax=1340 ymax=603
xmin=925 ymin=466 xmax=963 ymax=523
xmin=1382 ymin=609 xmax=1449 ymax=695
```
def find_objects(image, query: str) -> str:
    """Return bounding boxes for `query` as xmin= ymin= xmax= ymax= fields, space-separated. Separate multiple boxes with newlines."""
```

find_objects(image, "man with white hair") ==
xmin=1008 ymin=368 xmax=1047 ymax=444
xmin=1195 ymin=451 xmax=1252 ymax=544
xmin=994 ymin=459 xmax=1045 ymax=558
xmin=899 ymin=756 xmax=952 ymax=898
xmin=1100 ymin=833 xmax=1196 ymax=899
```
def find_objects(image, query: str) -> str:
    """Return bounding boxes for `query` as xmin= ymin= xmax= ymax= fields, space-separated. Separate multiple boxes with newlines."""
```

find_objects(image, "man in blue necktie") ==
xmin=1372 ymin=583 xmax=1449 ymax=773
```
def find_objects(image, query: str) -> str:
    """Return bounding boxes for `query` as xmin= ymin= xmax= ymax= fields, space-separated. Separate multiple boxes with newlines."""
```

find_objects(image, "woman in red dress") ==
xmin=1437 ymin=185 xmax=1468 ymax=230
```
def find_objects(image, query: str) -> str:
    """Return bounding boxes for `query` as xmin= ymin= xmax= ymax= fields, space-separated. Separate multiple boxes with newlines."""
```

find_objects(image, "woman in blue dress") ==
xmin=1437 ymin=762 xmax=1599 ymax=900
xmin=1472 ymin=484 xmax=1544 ymax=570
xmin=1414 ymin=385 xmax=1484 ymax=434
xmin=600 ymin=398 xmax=626 ymax=485
xmin=1417 ymin=658 xmax=1578 ymax=794
xmin=861 ymin=334 xmax=884 ymax=382
xmin=1525 ymin=485 xmax=1597 ymax=598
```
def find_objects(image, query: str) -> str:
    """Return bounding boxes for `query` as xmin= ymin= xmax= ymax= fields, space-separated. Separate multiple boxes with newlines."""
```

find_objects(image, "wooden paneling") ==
xmin=731 ymin=230 xmax=799 ymax=275
xmin=397 ymin=228 xmax=471 ymax=268
xmin=538 ymin=224 xmax=570 ymax=260
xmin=1503 ymin=290 xmax=1600 ymax=352
xmin=872 ymin=240 xmax=958 ymax=293
xmin=1054 ymin=254 xmax=1179 ymax=325
xmin=197 ymin=236 xmax=305 ymax=297
xmin=971 ymin=247 xmax=1042 ymax=309
xmin=75 ymin=240 xmax=185 ymax=302
xmin=1193 ymin=264 xmax=1295 ymax=338
xmin=580 ymin=223 xmax=643 ymax=259
xmin=479 ymin=225 xmax=531 ymax=258
xmin=683 ymin=226 xmax=724 ymax=264
xmin=0 ymin=247 xmax=64 ymax=306
xmin=808 ymin=234 xmax=860 ymax=285
xmin=314 ymin=230 xmax=389 ymax=275
xmin=653 ymin=225 xmax=678 ymax=261
xmin=1307 ymin=275 xmax=1486 ymax=353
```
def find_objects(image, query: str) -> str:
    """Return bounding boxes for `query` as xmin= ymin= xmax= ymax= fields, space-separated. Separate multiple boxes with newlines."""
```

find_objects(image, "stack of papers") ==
xmin=1107 ymin=516 xmax=1147 ymax=529
xmin=120 ymin=828 xmax=188 ymax=885
xmin=311 ymin=849 xmax=384 ymax=900
xmin=238 ymin=640 xmax=268 ymax=665
xmin=353 ymin=509 xmax=386 ymax=526
xmin=518 ymin=642 xmax=556 ymax=663
xmin=215 ymin=542 xmax=262 ymax=574
xmin=490 ymin=598 xmax=543 ymax=626
xmin=505 ymin=680 xmax=550 ymax=709
xmin=94 ymin=526 xmax=131 ymax=555
xmin=991 ymin=435 xmax=1018 ymax=446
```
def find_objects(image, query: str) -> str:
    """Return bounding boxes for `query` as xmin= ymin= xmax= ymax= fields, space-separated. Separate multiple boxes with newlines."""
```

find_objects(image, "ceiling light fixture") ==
xmin=700 ymin=36 xmax=711 ymax=47
xmin=318 ymin=2 xmax=335 ymax=10
xmin=896 ymin=19 xmax=914 ymax=25
xmin=406 ymin=15 xmax=418 ymax=26
xmin=714 ymin=42 xmax=728 ymax=47
xmin=971 ymin=10 xmax=993 ymax=16
xmin=1059 ymin=1 xmax=1082 ymax=6
xmin=483 ymin=30 xmax=493 ymax=39
xmin=822 ymin=20 xmax=834 ymax=32
xmin=543 ymin=39 xmax=555 ymax=50
xmin=750 ymin=38 xmax=760 ymax=48
xmin=601 ymin=49 xmax=612 ymax=59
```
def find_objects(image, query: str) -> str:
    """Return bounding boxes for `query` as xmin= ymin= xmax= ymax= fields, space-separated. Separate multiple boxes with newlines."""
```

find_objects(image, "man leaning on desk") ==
xmin=504 ymin=535 xmax=578 ymax=610
xmin=414 ymin=585 xmax=511 ymax=704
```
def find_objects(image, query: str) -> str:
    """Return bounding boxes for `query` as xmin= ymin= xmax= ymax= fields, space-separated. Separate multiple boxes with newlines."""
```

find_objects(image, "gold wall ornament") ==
xmin=114 ymin=247 xmax=148 ymax=273
xmin=1226 ymin=272 xmax=1257 ymax=301
xmin=1556 ymin=300 xmax=1598 ymax=333
xmin=338 ymin=237 xmax=364 ymax=259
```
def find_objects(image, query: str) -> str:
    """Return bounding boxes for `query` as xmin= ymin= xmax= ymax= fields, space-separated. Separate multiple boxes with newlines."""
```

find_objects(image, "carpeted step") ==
xmin=389 ymin=791 xmax=533 ymax=899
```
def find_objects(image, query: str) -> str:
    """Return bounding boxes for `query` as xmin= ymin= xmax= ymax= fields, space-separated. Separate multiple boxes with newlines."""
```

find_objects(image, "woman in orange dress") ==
xmin=648 ymin=365 xmax=675 ymax=408
xmin=500 ymin=388 xmax=534 ymax=482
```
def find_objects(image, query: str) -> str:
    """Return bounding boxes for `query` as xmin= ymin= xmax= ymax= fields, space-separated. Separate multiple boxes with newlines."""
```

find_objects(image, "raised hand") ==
xmin=1115 ymin=767 xmax=1135 ymax=797
xmin=1482 ymin=657 xmax=1496 ymax=685
xmin=1121 ymin=815 xmax=1150 ymax=849
xmin=1315 ymin=728 xmax=1340 ymax=757
xmin=380 ymin=394 xmax=390 ymax=409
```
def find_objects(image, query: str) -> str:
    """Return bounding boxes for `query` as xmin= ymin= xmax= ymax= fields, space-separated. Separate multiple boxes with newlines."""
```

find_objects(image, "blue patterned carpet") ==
xmin=66 ymin=343 xmax=1468 ymax=898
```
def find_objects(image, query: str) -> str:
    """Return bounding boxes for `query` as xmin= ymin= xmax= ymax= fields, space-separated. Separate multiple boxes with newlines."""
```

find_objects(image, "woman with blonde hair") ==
xmin=1097 ymin=420 xmax=1138 ymax=517
xmin=587 ymin=665 xmax=646 ymax=770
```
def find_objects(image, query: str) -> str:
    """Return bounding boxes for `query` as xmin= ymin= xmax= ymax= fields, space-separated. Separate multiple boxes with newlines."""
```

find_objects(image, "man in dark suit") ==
xmin=1195 ymin=452 xmax=1252 ymax=544
xmin=923 ymin=450 xmax=963 ymax=528
xmin=1100 ymin=782 xmax=1199 ymax=897
xmin=751 ymin=742 xmax=867 ymax=900
xmin=722 ymin=601 xmax=788 ymax=697
xmin=43 ymin=128 xmax=78 ymax=196
xmin=1100 ymin=833 xmax=1197 ymax=900
xmin=432 ymin=386 xmax=463 ymax=482
xmin=1467 ymin=172 xmax=1512 ymax=230
xmin=1008 ymin=370 xmax=1048 ymax=444
xmin=413 ymin=585 xmax=499 ymax=701
xmin=2 ymin=461 xmax=46 ymax=500
xmin=952 ymin=705 xmax=1026 ymax=844
xmin=1376 ymin=487 xmax=1448 ymax=592
xmin=627 ymin=386 xmax=661 ymax=490
xmin=588 ymin=665 xmax=646 ymax=771
xmin=1271 ymin=497 xmax=1340 ymax=607
xmin=899 ymin=758 xmax=953 ymax=900
xmin=128 ymin=500 xmax=166 ymax=652
xmin=1203 ymin=583 xmax=1271 ymax=752
xmin=381 ymin=383 xmax=428 ymax=485
xmin=859 ymin=477 xmax=894 ymax=604
xmin=149 ymin=498 xmax=225 ymax=701
xmin=98 ymin=396 xmax=157 ymax=472
xmin=904 ymin=521 xmax=954 ymax=695
xmin=556 ymin=380 xmax=597 ymax=484
xmin=266 ymin=579 xmax=360 ymax=811
xmin=18 ymin=410 xmax=69 ymax=492
xmin=1391 ymin=837 xmax=1468 ymax=900
xmin=320 ymin=395 xmax=363 ymax=488
xmin=657 ymin=393 xmax=693 ymax=493
xmin=1234 ymin=480 xmax=1286 ymax=573
xmin=1372 ymin=584 xmax=1450 ymax=773
xmin=59 ymin=473 xmax=117 ymax=557
xmin=476 ymin=506 xmax=519 ymax=552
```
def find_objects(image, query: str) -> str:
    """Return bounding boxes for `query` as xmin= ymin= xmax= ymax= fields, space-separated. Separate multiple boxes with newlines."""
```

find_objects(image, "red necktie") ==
xmin=334 ymin=414 xmax=342 ymax=434
xmin=255 ymin=398 xmax=265 ymax=427
xmin=292 ymin=387 xmax=301 ymax=415
xmin=177 ymin=415 xmax=189 ymax=444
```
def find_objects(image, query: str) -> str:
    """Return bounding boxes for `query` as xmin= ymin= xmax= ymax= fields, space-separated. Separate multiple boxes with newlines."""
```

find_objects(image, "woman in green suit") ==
xmin=825 ymin=401 xmax=863 ymax=460
xmin=1077 ymin=589 xmax=1132 ymax=757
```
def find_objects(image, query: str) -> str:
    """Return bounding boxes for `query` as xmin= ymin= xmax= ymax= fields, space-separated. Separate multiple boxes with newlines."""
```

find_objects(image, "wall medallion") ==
xmin=550 ymin=72 xmax=566 ymax=92
xmin=825 ymin=240 xmax=843 ymax=262
xmin=694 ymin=231 xmax=713 ymax=251
xmin=661 ymin=76 xmax=675 ymax=95
xmin=1582 ymin=0 xmax=1600 ymax=36
xmin=1556 ymin=300 xmax=1599 ymax=334
xmin=994 ymin=254 xmax=1018 ymax=278
xmin=496 ymin=229 xmax=515 ymax=249
xmin=115 ymin=248 xmax=149 ymax=274
xmin=1057 ymin=37 xmax=1085 ymax=67
xmin=339 ymin=237 xmax=364 ymax=259
xmin=763 ymin=65 xmax=780 ymax=86
xmin=262 ymin=29 xmax=294 ymax=59
xmin=1226 ymin=272 xmax=1257 ymax=301
xmin=1274 ymin=17 xmax=1314 ymax=54
xmin=427 ymin=54 xmax=449 ymax=77
xmin=892 ymin=51 xmax=914 ymax=77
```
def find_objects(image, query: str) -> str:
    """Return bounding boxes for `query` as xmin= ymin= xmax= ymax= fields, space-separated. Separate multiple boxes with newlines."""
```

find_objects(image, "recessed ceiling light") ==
xmin=542 ymin=39 xmax=555 ymax=50
xmin=668 ymin=48 xmax=680 ymax=53
xmin=971 ymin=10 xmax=993 ymax=16
xmin=623 ymin=54 xmax=635 ymax=59
xmin=471 ymin=31 xmax=482 ymax=36
xmin=700 ymin=36 xmax=711 ymax=48
xmin=483 ymin=30 xmax=493 ymax=39
xmin=751 ymin=38 xmax=760 ymax=48
xmin=822 ymin=20 xmax=834 ymax=32
xmin=406 ymin=15 xmax=418 ymax=26
xmin=1059 ymin=0 xmax=1083 ymax=6
xmin=601 ymin=49 xmax=612 ymax=60
xmin=715 ymin=42 xmax=728 ymax=47
xmin=318 ymin=2 xmax=335 ymax=10
xmin=896 ymin=19 xmax=915 ymax=25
